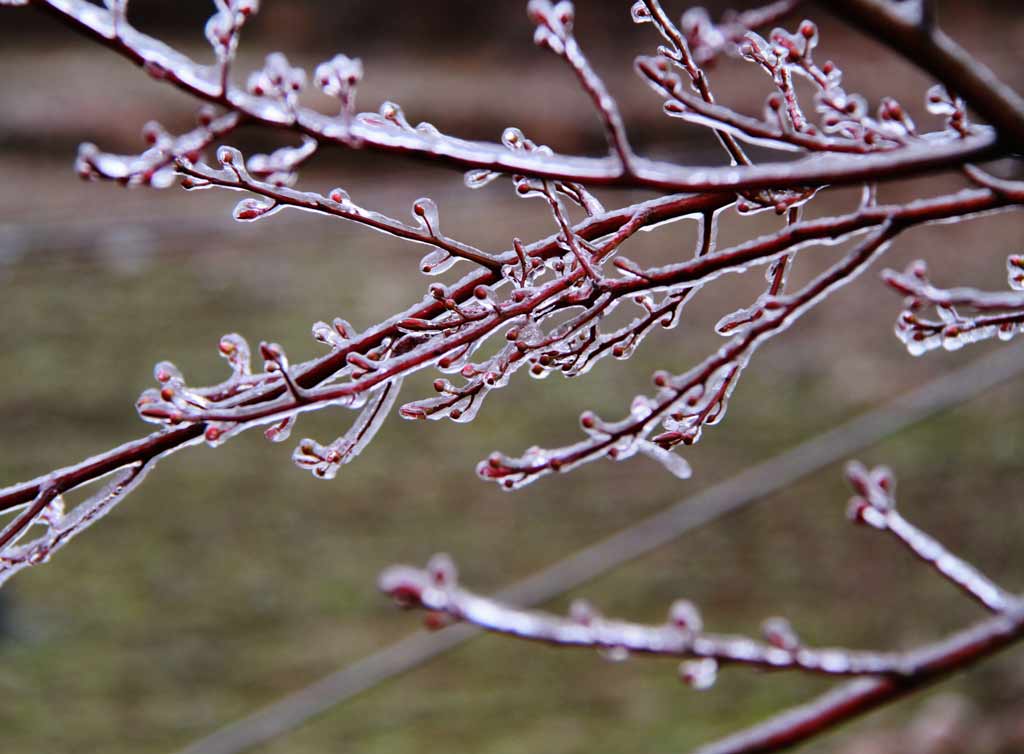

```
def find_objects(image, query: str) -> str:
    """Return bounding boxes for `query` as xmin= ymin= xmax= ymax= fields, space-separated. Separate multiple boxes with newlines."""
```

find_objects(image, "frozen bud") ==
xmin=264 ymin=416 xmax=295 ymax=443
xmin=502 ymin=127 xmax=526 ymax=151
xmin=870 ymin=465 xmax=895 ymax=494
xmin=630 ymin=0 xmax=651 ymax=23
xmin=377 ymin=565 xmax=424 ymax=608
xmin=216 ymin=145 xmax=243 ymax=167
xmin=419 ymin=248 xmax=456 ymax=276
xmin=663 ymin=100 xmax=686 ymax=116
xmin=233 ymin=197 xmax=277 ymax=222
xmin=141 ymin=120 xmax=167 ymax=146
xmin=427 ymin=553 xmax=457 ymax=587
xmin=152 ymin=361 xmax=178 ymax=384
xmin=569 ymin=598 xmax=597 ymax=625
xmin=328 ymin=188 xmax=351 ymax=206
xmin=315 ymin=54 xmax=363 ymax=115
xmin=668 ymin=599 xmax=702 ymax=633
xmin=762 ymin=617 xmax=800 ymax=651
xmin=527 ymin=0 xmax=575 ymax=39
xmin=218 ymin=331 xmax=251 ymax=374
xmin=464 ymin=169 xmax=500 ymax=189
xmin=412 ymin=197 xmax=440 ymax=233
xmin=847 ymin=496 xmax=888 ymax=529
xmin=679 ymin=658 xmax=718 ymax=690
xmin=600 ymin=646 xmax=630 ymax=663
xmin=1007 ymin=254 xmax=1024 ymax=290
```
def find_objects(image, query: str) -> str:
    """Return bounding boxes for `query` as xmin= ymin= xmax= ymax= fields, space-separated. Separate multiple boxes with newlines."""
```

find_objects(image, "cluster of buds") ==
xmin=527 ymin=0 xmax=576 ymax=57
xmin=315 ymin=54 xmax=363 ymax=128
xmin=845 ymin=461 xmax=896 ymax=530
xmin=247 ymin=53 xmax=306 ymax=115
xmin=205 ymin=0 xmax=258 ymax=66
xmin=75 ymin=109 xmax=238 ymax=188
xmin=885 ymin=258 xmax=1024 ymax=356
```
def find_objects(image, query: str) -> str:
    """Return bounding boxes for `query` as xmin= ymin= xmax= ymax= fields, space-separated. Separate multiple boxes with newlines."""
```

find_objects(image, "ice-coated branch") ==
xmin=845 ymin=462 xmax=1017 ymax=614
xmin=2 ymin=1 xmax=1024 ymax=750
xmin=528 ymin=0 xmax=636 ymax=173
xmin=0 ymin=188 xmax=730 ymax=515
xmin=691 ymin=599 xmax=1024 ymax=754
xmin=77 ymin=110 xmax=242 ymax=187
xmin=0 ymin=183 xmax=1014 ymax=530
xmin=481 ymin=221 xmax=898 ymax=488
xmin=379 ymin=554 xmax=908 ymax=684
xmin=632 ymin=0 xmax=751 ymax=168
xmin=639 ymin=0 xmax=803 ymax=69
xmin=884 ymin=257 xmax=1024 ymax=355
xmin=689 ymin=463 xmax=1023 ymax=754
xmin=380 ymin=464 xmax=1023 ymax=754
xmin=14 ymin=0 xmax=1005 ymax=193
xmin=0 ymin=461 xmax=155 ymax=586
xmin=825 ymin=0 xmax=1024 ymax=150
xmin=177 ymin=147 xmax=503 ymax=273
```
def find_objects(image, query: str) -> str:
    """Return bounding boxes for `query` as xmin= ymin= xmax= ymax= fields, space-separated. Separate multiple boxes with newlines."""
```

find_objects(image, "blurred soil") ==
xmin=0 ymin=2 xmax=1023 ymax=754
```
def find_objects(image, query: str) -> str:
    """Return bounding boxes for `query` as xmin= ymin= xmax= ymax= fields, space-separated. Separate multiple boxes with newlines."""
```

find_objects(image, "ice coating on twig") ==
xmin=379 ymin=553 xmax=912 ymax=680
xmin=884 ymin=257 xmax=1024 ymax=355
xmin=846 ymin=461 xmax=1016 ymax=613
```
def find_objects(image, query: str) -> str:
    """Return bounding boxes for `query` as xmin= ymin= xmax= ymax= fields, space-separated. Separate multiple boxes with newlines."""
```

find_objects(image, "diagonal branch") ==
xmin=28 ymin=0 xmax=1003 ymax=192
xmin=693 ymin=602 xmax=1024 ymax=754
xmin=824 ymin=0 xmax=1024 ymax=149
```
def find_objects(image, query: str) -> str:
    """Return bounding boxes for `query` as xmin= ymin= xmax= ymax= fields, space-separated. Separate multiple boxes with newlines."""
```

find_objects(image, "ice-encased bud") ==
xmin=316 ymin=54 xmax=363 ymax=114
xmin=679 ymin=658 xmax=718 ymax=690
xmin=233 ymin=196 xmax=278 ymax=222
xmin=426 ymin=553 xmax=457 ymax=586
xmin=412 ymin=197 xmax=440 ymax=234
xmin=218 ymin=333 xmax=251 ymax=375
xmin=668 ymin=599 xmax=702 ymax=633
xmin=464 ymin=169 xmax=501 ymax=189
xmin=630 ymin=1 xmax=651 ymax=23
xmin=1007 ymin=255 xmax=1024 ymax=291
xmin=762 ymin=617 xmax=800 ymax=651
xmin=569 ymin=599 xmax=598 ymax=625
xmin=420 ymin=248 xmax=457 ymax=275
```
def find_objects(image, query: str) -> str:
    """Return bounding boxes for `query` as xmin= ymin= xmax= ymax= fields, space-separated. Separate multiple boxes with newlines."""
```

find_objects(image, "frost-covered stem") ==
xmin=962 ymin=165 xmax=1024 ymax=199
xmin=614 ymin=188 xmax=1010 ymax=295
xmin=562 ymin=34 xmax=635 ymax=172
xmin=885 ymin=268 xmax=1024 ymax=313
xmin=379 ymin=556 xmax=910 ymax=678
xmin=883 ymin=256 xmax=1024 ymax=355
xmin=481 ymin=223 xmax=898 ymax=488
xmin=825 ymin=0 xmax=1024 ymax=149
xmin=25 ymin=0 xmax=1002 ymax=192
xmin=638 ymin=60 xmax=890 ymax=155
xmin=78 ymin=111 xmax=243 ymax=186
xmin=0 ymin=190 xmax=726 ymax=514
xmin=846 ymin=462 xmax=1017 ymax=614
xmin=692 ymin=602 xmax=1024 ymax=754
xmin=886 ymin=510 xmax=1016 ymax=613
xmin=640 ymin=0 xmax=752 ymax=166
xmin=0 ymin=483 xmax=60 ymax=552
xmin=528 ymin=0 xmax=635 ymax=172
xmin=542 ymin=181 xmax=603 ymax=282
xmin=0 ymin=187 xmax=1011 ymax=514
xmin=0 ymin=461 xmax=155 ymax=586
xmin=176 ymin=157 xmax=503 ymax=273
